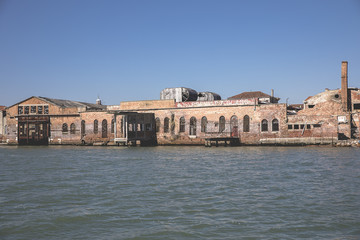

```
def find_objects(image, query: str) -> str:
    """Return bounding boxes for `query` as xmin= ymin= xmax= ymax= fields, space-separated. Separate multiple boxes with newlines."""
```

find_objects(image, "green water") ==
xmin=0 ymin=146 xmax=359 ymax=239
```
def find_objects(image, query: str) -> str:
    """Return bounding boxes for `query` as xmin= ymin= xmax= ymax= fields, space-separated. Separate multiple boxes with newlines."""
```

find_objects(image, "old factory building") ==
xmin=1 ymin=61 xmax=359 ymax=146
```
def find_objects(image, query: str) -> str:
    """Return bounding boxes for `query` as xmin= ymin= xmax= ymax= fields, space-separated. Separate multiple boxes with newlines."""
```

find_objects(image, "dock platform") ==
xmin=204 ymin=137 xmax=240 ymax=147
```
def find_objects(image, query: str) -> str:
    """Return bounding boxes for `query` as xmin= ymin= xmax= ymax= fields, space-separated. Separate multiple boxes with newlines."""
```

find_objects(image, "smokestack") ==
xmin=341 ymin=61 xmax=348 ymax=111
xmin=271 ymin=89 xmax=274 ymax=97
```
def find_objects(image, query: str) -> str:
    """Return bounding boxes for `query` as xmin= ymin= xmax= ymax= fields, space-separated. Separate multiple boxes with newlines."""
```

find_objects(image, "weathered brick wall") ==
xmin=135 ymin=103 xmax=287 ymax=145
xmin=6 ymin=97 xmax=85 ymax=145
xmin=286 ymin=114 xmax=339 ymax=138
xmin=80 ymin=111 xmax=115 ymax=144
xmin=0 ymin=110 xmax=5 ymax=141
xmin=48 ymin=115 xmax=81 ymax=144
xmin=120 ymin=99 xmax=176 ymax=110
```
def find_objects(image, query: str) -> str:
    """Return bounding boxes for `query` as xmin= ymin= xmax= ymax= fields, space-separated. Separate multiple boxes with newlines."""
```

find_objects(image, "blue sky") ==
xmin=0 ymin=0 xmax=359 ymax=106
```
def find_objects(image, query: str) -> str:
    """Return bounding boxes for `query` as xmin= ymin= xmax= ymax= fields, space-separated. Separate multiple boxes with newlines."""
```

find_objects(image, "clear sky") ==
xmin=0 ymin=0 xmax=359 ymax=106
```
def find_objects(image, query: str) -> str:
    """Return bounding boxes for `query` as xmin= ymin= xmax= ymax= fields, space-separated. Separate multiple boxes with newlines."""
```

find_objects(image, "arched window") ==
xmin=164 ymin=117 xmax=169 ymax=133
xmin=155 ymin=118 xmax=160 ymax=132
xmin=190 ymin=117 xmax=197 ymax=136
xmin=70 ymin=123 xmax=76 ymax=134
xmin=170 ymin=114 xmax=175 ymax=134
xmin=261 ymin=119 xmax=268 ymax=132
xmin=201 ymin=116 xmax=207 ymax=132
xmin=272 ymin=119 xmax=279 ymax=132
xmin=230 ymin=115 xmax=238 ymax=137
xmin=219 ymin=116 xmax=225 ymax=132
xmin=81 ymin=120 xmax=85 ymax=137
xmin=179 ymin=117 xmax=185 ymax=132
xmin=94 ymin=120 xmax=98 ymax=134
xmin=102 ymin=119 xmax=108 ymax=138
xmin=111 ymin=119 xmax=114 ymax=133
xmin=243 ymin=115 xmax=250 ymax=132
xmin=62 ymin=123 xmax=68 ymax=133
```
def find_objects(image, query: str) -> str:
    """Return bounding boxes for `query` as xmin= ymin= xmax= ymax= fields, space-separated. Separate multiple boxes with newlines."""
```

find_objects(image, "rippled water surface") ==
xmin=1 ymin=146 xmax=360 ymax=239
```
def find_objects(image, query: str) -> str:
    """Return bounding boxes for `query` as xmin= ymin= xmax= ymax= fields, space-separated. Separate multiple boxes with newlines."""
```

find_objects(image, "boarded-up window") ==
xmin=94 ymin=120 xmax=98 ymax=134
xmin=219 ymin=116 xmax=225 ymax=132
xmin=24 ymin=106 xmax=29 ymax=114
xmin=81 ymin=120 xmax=85 ymax=137
xmin=62 ymin=123 xmax=68 ymax=133
xmin=38 ymin=106 xmax=43 ymax=114
xmin=31 ymin=106 xmax=36 ymax=114
xmin=102 ymin=119 xmax=107 ymax=138
xmin=44 ymin=106 xmax=49 ymax=114
xmin=164 ymin=117 xmax=169 ymax=133
xmin=230 ymin=115 xmax=238 ymax=137
xmin=70 ymin=123 xmax=76 ymax=134
xmin=111 ymin=119 xmax=114 ymax=133
xmin=272 ymin=119 xmax=279 ymax=131
xmin=261 ymin=119 xmax=268 ymax=132
xmin=155 ymin=118 xmax=160 ymax=132
xmin=201 ymin=116 xmax=207 ymax=132
xmin=243 ymin=115 xmax=250 ymax=132
xmin=190 ymin=117 xmax=197 ymax=136
xmin=18 ymin=106 xmax=23 ymax=115
xmin=179 ymin=117 xmax=185 ymax=132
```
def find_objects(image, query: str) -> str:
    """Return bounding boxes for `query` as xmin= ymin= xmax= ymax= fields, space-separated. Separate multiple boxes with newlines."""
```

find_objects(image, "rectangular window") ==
xmin=18 ymin=106 xmax=23 ymax=115
xmin=306 ymin=124 xmax=311 ymax=129
xmin=38 ymin=106 xmax=43 ymax=114
xmin=288 ymin=125 xmax=293 ymax=130
xmin=313 ymin=124 xmax=321 ymax=128
xmin=294 ymin=124 xmax=299 ymax=130
xmin=300 ymin=124 xmax=305 ymax=129
xmin=354 ymin=103 xmax=360 ymax=110
xmin=44 ymin=106 xmax=49 ymax=114
xmin=308 ymin=105 xmax=315 ymax=108
xmin=31 ymin=106 xmax=36 ymax=114
xmin=24 ymin=106 xmax=29 ymax=114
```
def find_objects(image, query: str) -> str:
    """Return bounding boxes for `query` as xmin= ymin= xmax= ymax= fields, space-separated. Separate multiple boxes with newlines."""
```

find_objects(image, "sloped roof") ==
xmin=7 ymin=96 xmax=106 ymax=110
xmin=38 ymin=97 xmax=106 ymax=110
xmin=287 ymin=104 xmax=304 ymax=110
xmin=228 ymin=91 xmax=274 ymax=100
xmin=0 ymin=106 xmax=6 ymax=111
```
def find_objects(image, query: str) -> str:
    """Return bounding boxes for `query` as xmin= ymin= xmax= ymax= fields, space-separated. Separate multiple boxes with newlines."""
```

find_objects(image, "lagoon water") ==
xmin=0 ymin=145 xmax=359 ymax=239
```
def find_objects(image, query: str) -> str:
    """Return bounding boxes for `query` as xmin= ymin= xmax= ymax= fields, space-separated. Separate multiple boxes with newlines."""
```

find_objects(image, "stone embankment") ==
xmin=335 ymin=139 xmax=360 ymax=147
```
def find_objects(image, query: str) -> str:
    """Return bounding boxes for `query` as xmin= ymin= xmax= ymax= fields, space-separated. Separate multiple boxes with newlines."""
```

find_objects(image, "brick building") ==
xmin=3 ymin=61 xmax=360 ymax=146
xmin=0 ymin=106 xmax=6 ymax=142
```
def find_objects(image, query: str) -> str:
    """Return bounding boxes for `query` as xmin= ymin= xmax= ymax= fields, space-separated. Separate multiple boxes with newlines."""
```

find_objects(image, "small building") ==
xmin=228 ymin=91 xmax=280 ymax=104
xmin=5 ymin=96 xmax=108 ymax=145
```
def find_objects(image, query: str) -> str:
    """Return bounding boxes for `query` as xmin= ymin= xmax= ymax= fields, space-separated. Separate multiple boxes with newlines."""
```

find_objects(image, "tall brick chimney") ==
xmin=341 ymin=61 xmax=349 ymax=111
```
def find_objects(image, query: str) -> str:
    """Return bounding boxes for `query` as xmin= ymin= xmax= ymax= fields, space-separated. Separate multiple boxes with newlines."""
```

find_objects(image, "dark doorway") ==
xmin=18 ymin=116 xmax=50 ymax=145
xmin=102 ymin=119 xmax=108 ymax=138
